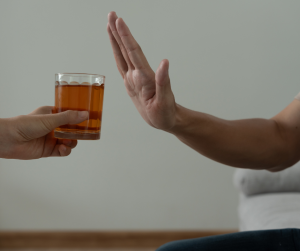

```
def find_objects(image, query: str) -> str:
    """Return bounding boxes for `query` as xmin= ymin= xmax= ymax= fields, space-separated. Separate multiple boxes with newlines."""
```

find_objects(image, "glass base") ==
xmin=54 ymin=130 xmax=100 ymax=140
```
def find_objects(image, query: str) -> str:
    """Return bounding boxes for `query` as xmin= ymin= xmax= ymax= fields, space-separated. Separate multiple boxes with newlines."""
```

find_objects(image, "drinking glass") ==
xmin=54 ymin=73 xmax=105 ymax=140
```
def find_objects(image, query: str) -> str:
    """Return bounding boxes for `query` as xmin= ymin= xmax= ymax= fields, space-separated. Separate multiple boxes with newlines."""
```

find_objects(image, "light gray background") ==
xmin=0 ymin=0 xmax=299 ymax=230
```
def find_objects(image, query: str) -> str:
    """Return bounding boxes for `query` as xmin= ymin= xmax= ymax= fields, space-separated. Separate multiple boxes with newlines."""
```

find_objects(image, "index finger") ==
xmin=116 ymin=18 xmax=151 ymax=70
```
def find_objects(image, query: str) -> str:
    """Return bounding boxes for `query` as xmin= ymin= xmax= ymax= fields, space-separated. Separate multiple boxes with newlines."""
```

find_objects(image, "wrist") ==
xmin=165 ymin=104 xmax=198 ymax=134
xmin=165 ymin=104 xmax=213 ymax=140
xmin=164 ymin=104 xmax=188 ymax=135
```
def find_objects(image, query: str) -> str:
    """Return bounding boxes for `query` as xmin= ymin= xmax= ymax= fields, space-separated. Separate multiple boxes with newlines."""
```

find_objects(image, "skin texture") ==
xmin=0 ymin=106 xmax=88 ymax=159
xmin=107 ymin=11 xmax=300 ymax=172
xmin=107 ymin=13 xmax=176 ymax=131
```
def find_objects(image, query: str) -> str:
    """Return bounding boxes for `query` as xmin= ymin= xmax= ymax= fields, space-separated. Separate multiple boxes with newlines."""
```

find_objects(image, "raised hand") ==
xmin=0 ymin=106 xmax=88 ymax=159
xmin=107 ymin=12 xmax=177 ymax=131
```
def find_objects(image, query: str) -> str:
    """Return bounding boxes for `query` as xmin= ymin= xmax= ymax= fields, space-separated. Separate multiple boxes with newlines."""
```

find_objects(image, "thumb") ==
xmin=155 ymin=59 xmax=172 ymax=102
xmin=18 ymin=110 xmax=89 ymax=140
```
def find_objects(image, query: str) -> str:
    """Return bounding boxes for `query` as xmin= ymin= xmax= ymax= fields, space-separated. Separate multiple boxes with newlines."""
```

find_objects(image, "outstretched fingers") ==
xmin=107 ymin=23 xmax=128 ymax=77
xmin=116 ymin=18 xmax=151 ymax=70
xmin=108 ymin=12 xmax=134 ymax=72
xmin=108 ymin=12 xmax=151 ymax=71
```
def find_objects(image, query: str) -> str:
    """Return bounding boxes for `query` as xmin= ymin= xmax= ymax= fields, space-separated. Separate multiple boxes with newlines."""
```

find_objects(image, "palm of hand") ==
xmin=124 ymin=68 xmax=176 ymax=130
xmin=108 ymin=12 xmax=176 ymax=131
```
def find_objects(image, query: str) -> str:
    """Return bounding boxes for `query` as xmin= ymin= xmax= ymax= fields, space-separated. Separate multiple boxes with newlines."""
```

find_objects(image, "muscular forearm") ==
xmin=166 ymin=104 xmax=297 ymax=171
xmin=106 ymin=12 xmax=300 ymax=171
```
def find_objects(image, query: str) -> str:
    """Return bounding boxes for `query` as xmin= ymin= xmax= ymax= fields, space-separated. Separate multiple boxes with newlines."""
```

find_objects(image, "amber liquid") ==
xmin=54 ymin=84 xmax=104 ymax=140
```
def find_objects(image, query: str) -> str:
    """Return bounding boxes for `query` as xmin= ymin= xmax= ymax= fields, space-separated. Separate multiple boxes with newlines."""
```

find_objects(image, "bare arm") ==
xmin=107 ymin=11 xmax=300 ymax=172
xmin=166 ymin=101 xmax=300 ymax=171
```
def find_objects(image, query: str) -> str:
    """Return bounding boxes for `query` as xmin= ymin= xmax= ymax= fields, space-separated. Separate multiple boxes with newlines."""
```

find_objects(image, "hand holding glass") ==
xmin=54 ymin=73 xmax=105 ymax=140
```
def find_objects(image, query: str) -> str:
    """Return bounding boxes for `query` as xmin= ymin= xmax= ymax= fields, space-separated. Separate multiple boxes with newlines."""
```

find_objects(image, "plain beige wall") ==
xmin=0 ymin=0 xmax=299 ymax=230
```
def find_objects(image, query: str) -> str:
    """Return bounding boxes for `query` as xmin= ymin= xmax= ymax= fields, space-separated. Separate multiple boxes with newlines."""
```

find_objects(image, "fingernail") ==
xmin=78 ymin=111 xmax=88 ymax=119
xmin=61 ymin=145 xmax=67 ymax=152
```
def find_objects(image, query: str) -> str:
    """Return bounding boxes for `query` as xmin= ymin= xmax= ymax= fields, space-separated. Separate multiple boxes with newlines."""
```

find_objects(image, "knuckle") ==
xmin=127 ymin=44 xmax=141 ymax=54
xmin=66 ymin=110 xmax=77 ymax=123
xmin=40 ymin=118 xmax=55 ymax=132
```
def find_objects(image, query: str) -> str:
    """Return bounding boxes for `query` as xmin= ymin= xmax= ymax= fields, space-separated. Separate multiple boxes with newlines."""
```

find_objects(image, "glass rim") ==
xmin=56 ymin=73 xmax=105 ymax=79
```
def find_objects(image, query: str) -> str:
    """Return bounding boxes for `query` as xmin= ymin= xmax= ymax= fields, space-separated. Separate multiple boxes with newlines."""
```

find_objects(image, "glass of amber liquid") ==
xmin=54 ymin=73 xmax=105 ymax=140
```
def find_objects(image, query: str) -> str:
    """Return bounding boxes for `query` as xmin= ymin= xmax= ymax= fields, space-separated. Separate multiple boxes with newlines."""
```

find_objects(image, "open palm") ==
xmin=107 ymin=12 xmax=177 ymax=131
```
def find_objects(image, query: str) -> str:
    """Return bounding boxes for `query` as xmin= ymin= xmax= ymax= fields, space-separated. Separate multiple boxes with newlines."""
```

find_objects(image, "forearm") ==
xmin=166 ymin=104 xmax=296 ymax=171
